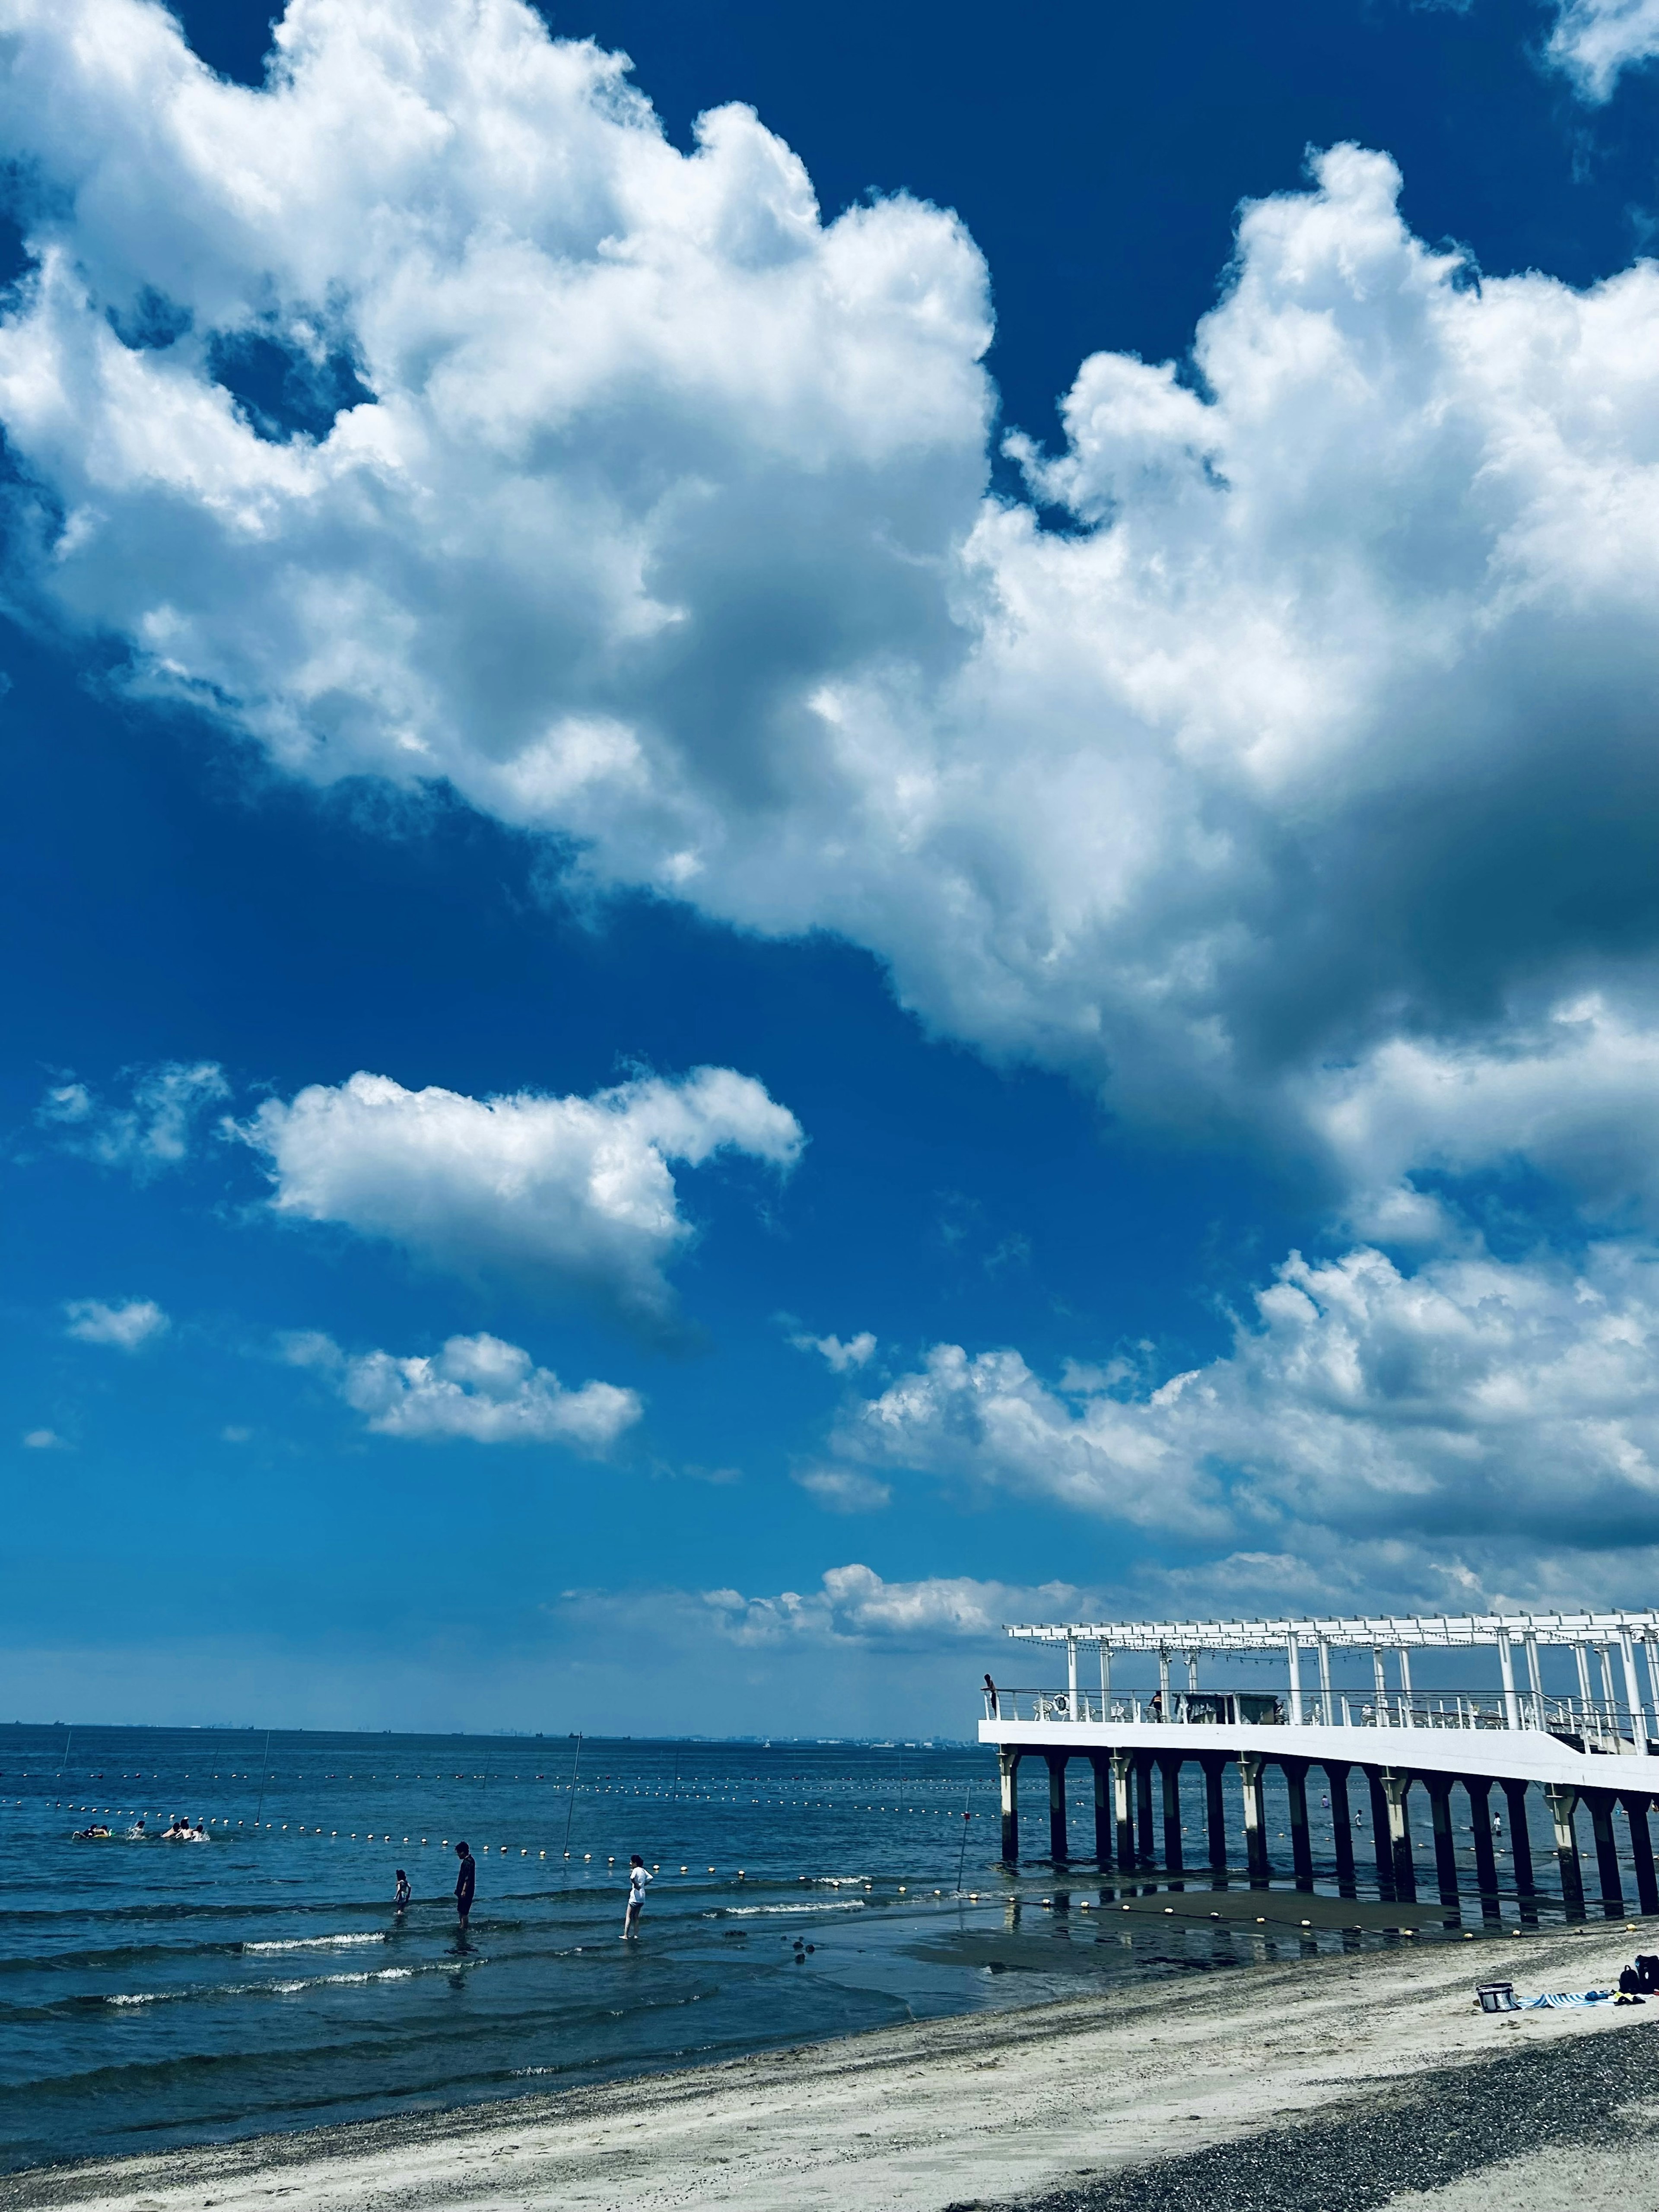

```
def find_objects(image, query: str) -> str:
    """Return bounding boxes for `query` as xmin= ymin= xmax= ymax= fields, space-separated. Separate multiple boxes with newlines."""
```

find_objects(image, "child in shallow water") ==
xmin=394 ymin=1869 xmax=411 ymax=1910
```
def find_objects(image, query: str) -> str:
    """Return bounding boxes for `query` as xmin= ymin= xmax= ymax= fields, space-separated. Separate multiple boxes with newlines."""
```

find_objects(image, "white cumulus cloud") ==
xmin=240 ymin=1065 xmax=801 ymax=1325
xmin=9 ymin=10 xmax=1659 ymax=1215
xmin=64 ymin=1297 xmax=170 ymax=1350
xmin=288 ymin=1328 xmax=639 ymax=1452
xmin=700 ymin=1563 xmax=1087 ymax=1646
xmin=835 ymin=1241 xmax=1659 ymax=1560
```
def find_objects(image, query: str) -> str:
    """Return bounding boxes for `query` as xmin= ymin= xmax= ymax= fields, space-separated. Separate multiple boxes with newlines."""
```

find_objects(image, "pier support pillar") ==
xmin=1378 ymin=1770 xmax=1417 ymax=1905
xmin=1239 ymin=1754 xmax=1269 ymax=1884
xmin=1366 ymin=1768 xmax=1395 ymax=1901
xmin=1543 ymin=1785 xmax=1586 ymax=1920
xmin=1465 ymin=1777 xmax=1500 ymax=1919
xmin=1426 ymin=1776 xmax=1460 ymax=1913
xmin=1282 ymin=1758 xmax=1314 ymax=1891
xmin=1501 ymin=1779 xmax=1538 ymax=1920
xmin=1199 ymin=1753 xmax=1229 ymax=1879
xmin=1111 ymin=1754 xmax=1136 ymax=1870
xmin=1322 ymin=1762 xmax=1355 ymax=1892
xmin=1160 ymin=1755 xmax=1184 ymax=1873
xmin=1621 ymin=1794 xmax=1659 ymax=1917
xmin=1135 ymin=1752 xmax=1156 ymax=1867
xmin=1044 ymin=1751 xmax=1069 ymax=1863
xmin=1090 ymin=1752 xmax=1113 ymax=1867
xmin=998 ymin=1748 xmax=1022 ymax=1865
xmin=1585 ymin=1788 xmax=1624 ymax=1916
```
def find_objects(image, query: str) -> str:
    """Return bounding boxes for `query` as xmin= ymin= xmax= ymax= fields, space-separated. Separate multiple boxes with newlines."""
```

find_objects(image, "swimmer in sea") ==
xmin=394 ymin=1869 xmax=411 ymax=1911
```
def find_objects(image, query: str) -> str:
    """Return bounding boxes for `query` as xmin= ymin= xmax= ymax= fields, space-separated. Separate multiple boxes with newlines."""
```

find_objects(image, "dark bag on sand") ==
xmin=1620 ymin=1966 xmax=1642 ymax=1993
xmin=1637 ymin=1954 xmax=1659 ymax=1991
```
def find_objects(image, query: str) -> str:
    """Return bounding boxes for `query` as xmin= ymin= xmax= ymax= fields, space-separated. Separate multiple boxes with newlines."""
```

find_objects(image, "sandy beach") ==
xmin=6 ymin=1909 xmax=1659 ymax=2212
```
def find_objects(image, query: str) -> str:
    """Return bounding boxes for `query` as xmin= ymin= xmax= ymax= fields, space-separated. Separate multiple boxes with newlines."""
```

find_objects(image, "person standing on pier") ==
xmin=454 ymin=1840 xmax=475 ymax=1931
xmin=623 ymin=1853 xmax=650 ymax=1939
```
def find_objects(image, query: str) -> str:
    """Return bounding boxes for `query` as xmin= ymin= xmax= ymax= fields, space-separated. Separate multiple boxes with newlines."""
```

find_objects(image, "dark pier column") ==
xmin=1426 ymin=1777 xmax=1460 ymax=1912
xmin=1465 ymin=1778 xmax=1500 ymax=1919
xmin=1239 ymin=1754 xmax=1269 ymax=1884
xmin=1160 ymin=1756 xmax=1185 ymax=1874
xmin=1200 ymin=1754 xmax=1229 ymax=1878
xmin=1621 ymin=1794 xmax=1659 ymax=1917
xmin=1501 ymin=1779 xmax=1538 ymax=1920
xmin=1090 ymin=1752 xmax=1113 ymax=1867
xmin=1135 ymin=1753 xmax=1156 ymax=1867
xmin=1045 ymin=1751 xmax=1069 ymax=1863
xmin=1282 ymin=1758 xmax=1314 ymax=1891
xmin=1324 ymin=1762 xmax=1356 ymax=1893
xmin=1112 ymin=1754 xmax=1136 ymax=1870
xmin=998 ymin=1748 xmax=1022 ymax=1865
xmin=1366 ymin=1768 xmax=1396 ymax=1901
xmin=1585 ymin=1789 xmax=1624 ymax=1917
xmin=1379 ymin=1770 xmax=1417 ymax=1905
xmin=1543 ymin=1785 xmax=1586 ymax=1920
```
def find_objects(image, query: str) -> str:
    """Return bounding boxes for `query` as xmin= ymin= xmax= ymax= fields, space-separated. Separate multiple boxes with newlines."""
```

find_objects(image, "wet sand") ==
xmin=5 ymin=1918 xmax=1656 ymax=2211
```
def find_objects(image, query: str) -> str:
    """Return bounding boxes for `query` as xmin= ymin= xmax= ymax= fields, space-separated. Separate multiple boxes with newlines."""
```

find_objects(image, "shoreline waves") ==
xmin=4 ymin=1923 xmax=1655 ymax=2212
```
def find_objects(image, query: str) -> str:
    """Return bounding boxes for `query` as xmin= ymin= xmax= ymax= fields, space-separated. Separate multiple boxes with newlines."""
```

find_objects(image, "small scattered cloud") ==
xmin=1546 ymin=0 xmax=1659 ymax=100
xmin=793 ymin=1467 xmax=891 ymax=1514
xmin=38 ymin=1063 xmax=228 ymax=1178
xmin=64 ymin=1297 xmax=170 ymax=1351
xmin=240 ymin=1066 xmax=803 ymax=1331
xmin=221 ymin=1425 xmax=252 ymax=1443
xmin=289 ymin=1328 xmax=640 ymax=1454
xmin=790 ymin=1329 xmax=876 ymax=1373
xmin=22 ymin=1429 xmax=65 ymax=1449
xmin=699 ymin=1563 xmax=1087 ymax=1647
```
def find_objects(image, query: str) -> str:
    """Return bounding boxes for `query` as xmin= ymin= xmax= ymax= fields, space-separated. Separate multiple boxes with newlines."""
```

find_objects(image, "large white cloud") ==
xmin=9 ymin=4 xmax=1659 ymax=1210
xmin=838 ymin=1241 xmax=1659 ymax=1559
xmin=241 ymin=1065 xmax=801 ymax=1323
xmin=288 ymin=1327 xmax=639 ymax=1450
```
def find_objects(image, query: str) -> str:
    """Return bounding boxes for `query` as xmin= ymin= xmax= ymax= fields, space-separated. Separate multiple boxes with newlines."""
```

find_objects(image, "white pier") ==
xmin=979 ymin=1612 xmax=1659 ymax=1918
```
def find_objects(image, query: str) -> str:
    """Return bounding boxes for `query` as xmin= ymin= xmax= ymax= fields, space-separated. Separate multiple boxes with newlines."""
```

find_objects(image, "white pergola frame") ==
xmin=1002 ymin=1612 xmax=1659 ymax=1733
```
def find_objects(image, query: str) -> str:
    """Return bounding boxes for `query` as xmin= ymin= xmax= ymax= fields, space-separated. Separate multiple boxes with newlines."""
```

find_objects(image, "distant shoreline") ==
xmin=4 ymin=1921 xmax=1653 ymax=2212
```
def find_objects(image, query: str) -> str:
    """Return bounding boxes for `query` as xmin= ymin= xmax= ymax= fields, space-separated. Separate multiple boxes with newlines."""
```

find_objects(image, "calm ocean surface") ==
xmin=0 ymin=1723 xmax=1589 ymax=2172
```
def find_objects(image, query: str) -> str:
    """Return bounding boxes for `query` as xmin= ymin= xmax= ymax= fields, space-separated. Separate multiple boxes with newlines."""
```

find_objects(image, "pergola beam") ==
xmin=1004 ymin=1611 xmax=1659 ymax=1651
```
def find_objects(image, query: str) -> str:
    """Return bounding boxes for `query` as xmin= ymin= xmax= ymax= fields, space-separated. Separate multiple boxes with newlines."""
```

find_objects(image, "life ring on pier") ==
xmin=1051 ymin=1695 xmax=1070 ymax=1717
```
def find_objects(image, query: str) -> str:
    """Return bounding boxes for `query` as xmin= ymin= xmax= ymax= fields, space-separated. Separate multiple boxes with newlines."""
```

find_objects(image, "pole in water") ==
xmin=957 ymin=1779 xmax=973 ymax=1893
xmin=253 ymin=1729 xmax=272 ymax=1827
xmin=562 ymin=1734 xmax=583 ymax=1857
xmin=56 ymin=1728 xmax=73 ymax=1785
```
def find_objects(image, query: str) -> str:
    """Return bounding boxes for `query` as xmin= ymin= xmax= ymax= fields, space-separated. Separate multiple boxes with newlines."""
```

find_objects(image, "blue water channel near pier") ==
xmin=0 ymin=1725 xmax=1614 ymax=2171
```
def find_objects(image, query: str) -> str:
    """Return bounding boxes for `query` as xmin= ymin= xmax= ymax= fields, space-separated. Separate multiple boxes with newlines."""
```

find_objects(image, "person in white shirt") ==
xmin=623 ymin=1854 xmax=651 ymax=1939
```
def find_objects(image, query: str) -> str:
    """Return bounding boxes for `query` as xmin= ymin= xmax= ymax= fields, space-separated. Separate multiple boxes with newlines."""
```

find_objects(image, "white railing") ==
xmin=982 ymin=1685 xmax=1656 ymax=1746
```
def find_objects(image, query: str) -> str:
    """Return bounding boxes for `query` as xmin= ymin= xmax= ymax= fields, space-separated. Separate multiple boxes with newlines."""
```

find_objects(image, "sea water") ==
xmin=0 ymin=1723 xmax=1594 ymax=2171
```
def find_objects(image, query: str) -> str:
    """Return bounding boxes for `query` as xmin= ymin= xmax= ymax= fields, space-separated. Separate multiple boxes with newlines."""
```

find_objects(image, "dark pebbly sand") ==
xmin=5 ymin=1918 xmax=1657 ymax=2211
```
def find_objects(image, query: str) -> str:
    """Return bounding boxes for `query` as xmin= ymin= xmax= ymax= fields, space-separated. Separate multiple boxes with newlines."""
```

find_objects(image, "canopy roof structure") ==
xmin=1004 ymin=1612 xmax=1659 ymax=1649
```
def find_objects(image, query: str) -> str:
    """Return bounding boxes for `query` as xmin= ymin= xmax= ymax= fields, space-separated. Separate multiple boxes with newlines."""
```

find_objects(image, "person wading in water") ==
xmin=623 ymin=1854 xmax=650 ymax=1939
xmin=454 ymin=1841 xmax=476 ymax=1933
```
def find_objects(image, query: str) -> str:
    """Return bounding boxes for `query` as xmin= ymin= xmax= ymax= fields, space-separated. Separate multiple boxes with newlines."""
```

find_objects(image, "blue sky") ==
xmin=7 ymin=0 xmax=1659 ymax=1733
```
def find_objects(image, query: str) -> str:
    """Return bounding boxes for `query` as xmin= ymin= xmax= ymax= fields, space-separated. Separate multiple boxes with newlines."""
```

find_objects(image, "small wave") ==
xmin=240 ymin=1933 xmax=387 ymax=1954
xmin=103 ymin=1960 xmax=472 ymax=2007
xmin=710 ymin=1900 xmax=866 ymax=1918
